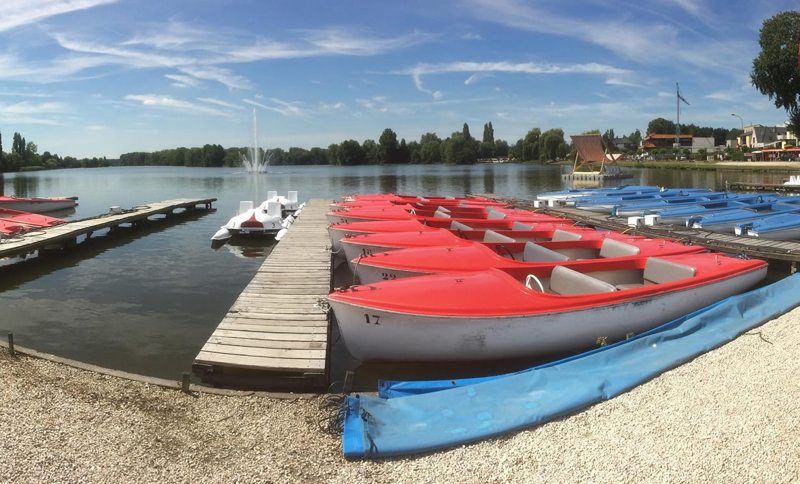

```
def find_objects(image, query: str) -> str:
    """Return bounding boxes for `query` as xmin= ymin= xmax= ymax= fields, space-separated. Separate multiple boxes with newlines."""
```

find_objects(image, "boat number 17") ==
xmin=364 ymin=314 xmax=381 ymax=325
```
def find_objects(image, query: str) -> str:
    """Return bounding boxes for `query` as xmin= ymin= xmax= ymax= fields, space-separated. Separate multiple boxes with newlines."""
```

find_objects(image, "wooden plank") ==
xmin=217 ymin=322 xmax=327 ymax=334
xmin=195 ymin=350 xmax=325 ymax=372
xmin=202 ymin=343 xmax=324 ymax=360
xmin=207 ymin=335 xmax=325 ymax=350
xmin=209 ymin=328 xmax=327 ymax=342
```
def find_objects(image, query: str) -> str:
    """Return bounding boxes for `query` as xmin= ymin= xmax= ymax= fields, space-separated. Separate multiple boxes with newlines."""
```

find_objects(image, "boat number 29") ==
xmin=364 ymin=314 xmax=381 ymax=325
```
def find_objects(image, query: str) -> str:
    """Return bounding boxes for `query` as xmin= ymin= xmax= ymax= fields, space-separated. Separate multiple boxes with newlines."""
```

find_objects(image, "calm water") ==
xmin=0 ymin=164 xmax=789 ymax=382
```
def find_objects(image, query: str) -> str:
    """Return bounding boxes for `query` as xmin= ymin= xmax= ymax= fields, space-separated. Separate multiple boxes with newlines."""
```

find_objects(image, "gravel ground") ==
xmin=2 ymin=307 xmax=800 ymax=483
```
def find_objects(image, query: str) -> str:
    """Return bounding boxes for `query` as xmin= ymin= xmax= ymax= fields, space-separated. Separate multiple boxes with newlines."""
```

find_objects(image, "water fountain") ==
xmin=241 ymin=108 xmax=270 ymax=173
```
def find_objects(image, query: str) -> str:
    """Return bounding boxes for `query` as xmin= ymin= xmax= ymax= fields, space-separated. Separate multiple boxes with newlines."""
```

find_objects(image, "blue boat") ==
xmin=690 ymin=202 xmax=800 ymax=233
xmin=740 ymin=212 xmax=800 ymax=239
xmin=651 ymin=196 xmax=776 ymax=225
xmin=536 ymin=185 xmax=660 ymax=203
xmin=574 ymin=189 xmax=713 ymax=213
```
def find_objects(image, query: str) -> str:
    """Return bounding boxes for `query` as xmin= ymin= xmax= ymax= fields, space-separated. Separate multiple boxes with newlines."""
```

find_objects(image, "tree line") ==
xmin=118 ymin=122 xmax=570 ymax=167
xmin=0 ymin=130 xmax=110 ymax=173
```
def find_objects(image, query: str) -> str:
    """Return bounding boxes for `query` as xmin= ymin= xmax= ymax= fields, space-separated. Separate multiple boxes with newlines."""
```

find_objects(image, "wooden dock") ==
xmin=192 ymin=199 xmax=332 ymax=391
xmin=0 ymin=198 xmax=215 ymax=259
xmin=489 ymin=196 xmax=800 ymax=270
xmin=726 ymin=181 xmax=800 ymax=193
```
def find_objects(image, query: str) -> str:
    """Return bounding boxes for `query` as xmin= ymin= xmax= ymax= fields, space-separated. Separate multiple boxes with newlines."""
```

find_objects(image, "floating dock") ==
xmin=726 ymin=181 xmax=800 ymax=193
xmin=193 ymin=199 xmax=332 ymax=391
xmin=487 ymin=195 xmax=800 ymax=270
xmin=0 ymin=198 xmax=216 ymax=259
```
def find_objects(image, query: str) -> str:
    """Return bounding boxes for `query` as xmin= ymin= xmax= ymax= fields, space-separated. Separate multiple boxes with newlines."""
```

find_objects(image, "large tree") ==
xmin=444 ymin=132 xmax=478 ymax=164
xmin=419 ymin=132 xmax=442 ymax=164
xmin=378 ymin=128 xmax=399 ymax=163
xmin=522 ymin=128 xmax=541 ymax=161
xmin=647 ymin=118 xmax=676 ymax=135
xmin=337 ymin=139 xmax=365 ymax=165
xmin=539 ymin=128 xmax=567 ymax=161
xmin=751 ymin=11 xmax=800 ymax=134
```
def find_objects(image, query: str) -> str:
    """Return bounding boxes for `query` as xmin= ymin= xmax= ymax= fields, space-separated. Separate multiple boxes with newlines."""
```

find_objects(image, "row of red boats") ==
xmin=325 ymin=194 xmax=768 ymax=362
xmin=0 ymin=196 xmax=77 ymax=236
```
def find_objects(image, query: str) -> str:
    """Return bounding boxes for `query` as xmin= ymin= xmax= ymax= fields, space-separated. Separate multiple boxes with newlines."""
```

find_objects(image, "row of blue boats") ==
xmin=536 ymin=185 xmax=800 ymax=240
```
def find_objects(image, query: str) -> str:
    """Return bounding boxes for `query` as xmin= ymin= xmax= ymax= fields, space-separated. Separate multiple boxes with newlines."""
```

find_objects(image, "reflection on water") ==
xmin=0 ymin=164 xmax=792 ymax=382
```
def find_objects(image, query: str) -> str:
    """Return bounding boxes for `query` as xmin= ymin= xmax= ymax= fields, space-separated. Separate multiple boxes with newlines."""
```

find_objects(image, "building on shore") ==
xmin=641 ymin=133 xmax=717 ymax=154
xmin=730 ymin=124 xmax=797 ymax=150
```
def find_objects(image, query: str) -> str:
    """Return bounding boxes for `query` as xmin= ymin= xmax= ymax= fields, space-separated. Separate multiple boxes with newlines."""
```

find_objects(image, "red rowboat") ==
xmin=328 ymin=253 xmax=767 ymax=361
xmin=351 ymin=236 xmax=705 ymax=283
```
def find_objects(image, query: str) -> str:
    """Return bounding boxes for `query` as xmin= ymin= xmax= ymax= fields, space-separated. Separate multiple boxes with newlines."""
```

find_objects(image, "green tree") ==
xmin=419 ymin=132 xmax=442 ymax=164
xmin=407 ymin=140 xmax=422 ymax=164
xmin=462 ymin=123 xmax=472 ymax=140
xmin=494 ymin=139 xmax=509 ymax=157
xmin=362 ymin=139 xmax=378 ymax=164
xmin=522 ymin=128 xmax=541 ymax=161
xmin=378 ymin=128 xmax=399 ymax=163
xmin=336 ymin=139 xmax=365 ymax=165
xmin=444 ymin=132 xmax=478 ymax=164
xmin=602 ymin=129 xmax=615 ymax=149
xmin=628 ymin=129 xmax=643 ymax=149
xmin=647 ymin=118 xmax=676 ymax=135
xmin=751 ymin=12 xmax=800 ymax=133
xmin=482 ymin=122 xmax=494 ymax=145
xmin=397 ymin=138 xmax=410 ymax=164
xmin=539 ymin=128 xmax=566 ymax=161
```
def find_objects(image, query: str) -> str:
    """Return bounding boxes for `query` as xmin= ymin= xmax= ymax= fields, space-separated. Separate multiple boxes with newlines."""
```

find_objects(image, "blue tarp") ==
xmin=343 ymin=274 xmax=800 ymax=458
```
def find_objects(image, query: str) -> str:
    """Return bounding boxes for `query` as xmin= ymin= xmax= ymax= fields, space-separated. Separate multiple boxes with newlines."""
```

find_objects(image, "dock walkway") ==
xmin=193 ymin=199 xmax=332 ymax=391
xmin=0 ymin=198 xmax=215 ymax=259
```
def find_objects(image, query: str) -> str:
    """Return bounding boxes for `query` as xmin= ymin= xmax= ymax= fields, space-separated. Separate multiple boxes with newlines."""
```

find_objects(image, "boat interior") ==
xmin=501 ymin=257 xmax=697 ymax=295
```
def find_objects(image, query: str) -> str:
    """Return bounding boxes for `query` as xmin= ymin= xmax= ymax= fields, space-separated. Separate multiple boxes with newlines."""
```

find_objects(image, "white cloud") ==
xmin=178 ymin=66 xmax=252 ymax=90
xmin=319 ymin=101 xmax=346 ymax=110
xmin=462 ymin=0 xmax=746 ymax=73
xmin=243 ymin=97 xmax=305 ymax=117
xmin=125 ymin=94 xmax=231 ymax=116
xmin=0 ymin=0 xmax=117 ymax=32
xmin=461 ymin=33 xmax=483 ymax=41
xmin=0 ymin=100 xmax=70 ymax=125
xmin=86 ymin=124 xmax=109 ymax=130
xmin=165 ymin=74 xmax=202 ymax=88
xmin=197 ymin=97 xmax=244 ymax=110
xmin=405 ymin=60 xmax=634 ymax=98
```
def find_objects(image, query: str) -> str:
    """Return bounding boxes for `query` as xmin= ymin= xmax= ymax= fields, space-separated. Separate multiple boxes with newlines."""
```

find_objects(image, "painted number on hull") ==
xmin=364 ymin=314 xmax=381 ymax=325
xmin=361 ymin=247 xmax=373 ymax=256
xmin=381 ymin=272 xmax=396 ymax=280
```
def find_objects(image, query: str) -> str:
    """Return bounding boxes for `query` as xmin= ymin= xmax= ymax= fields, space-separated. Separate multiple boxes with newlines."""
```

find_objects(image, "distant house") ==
xmin=736 ymin=124 xmax=797 ymax=149
xmin=642 ymin=134 xmax=717 ymax=155
xmin=641 ymin=133 xmax=692 ymax=150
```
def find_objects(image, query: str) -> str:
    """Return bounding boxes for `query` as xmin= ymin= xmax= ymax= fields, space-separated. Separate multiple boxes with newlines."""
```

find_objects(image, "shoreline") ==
xmin=2 ymin=305 xmax=799 ymax=481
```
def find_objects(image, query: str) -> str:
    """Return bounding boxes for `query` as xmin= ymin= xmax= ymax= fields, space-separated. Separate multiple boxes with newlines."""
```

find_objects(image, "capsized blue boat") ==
xmin=343 ymin=275 xmax=800 ymax=458
xmin=536 ymin=185 xmax=660 ymax=202
xmin=741 ymin=212 xmax=800 ymax=239
xmin=690 ymin=202 xmax=800 ymax=233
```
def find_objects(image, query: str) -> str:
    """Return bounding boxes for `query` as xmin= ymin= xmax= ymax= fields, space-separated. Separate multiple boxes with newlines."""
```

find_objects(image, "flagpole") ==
xmin=676 ymin=82 xmax=680 ymax=155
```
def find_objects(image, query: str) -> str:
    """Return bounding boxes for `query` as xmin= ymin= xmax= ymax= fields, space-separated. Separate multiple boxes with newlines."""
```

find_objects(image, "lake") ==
xmin=0 ymin=164 xmax=789 ymax=384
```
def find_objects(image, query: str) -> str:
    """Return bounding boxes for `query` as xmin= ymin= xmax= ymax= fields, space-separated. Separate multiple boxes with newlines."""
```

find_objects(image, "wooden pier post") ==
xmin=7 ymin=332 xmax=14 ymax=357
xmin=181 ymin=372 xmax=191 ymax=393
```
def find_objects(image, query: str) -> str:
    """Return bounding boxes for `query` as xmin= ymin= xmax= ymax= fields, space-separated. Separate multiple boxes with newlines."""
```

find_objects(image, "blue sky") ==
xmin=0 ymin=0 xmax=796 ymax=157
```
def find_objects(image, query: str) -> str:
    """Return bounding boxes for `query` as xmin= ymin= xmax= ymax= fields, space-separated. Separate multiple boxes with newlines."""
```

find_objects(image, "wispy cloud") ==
xmin=0 ymin=0 xmax=117 ymax=32
xmin=0 ymin=100 xmax=70 ymax=125
xmin=319 ymin=101 xmax=346 ymax=110
xmin=404 ymin=60 xmax=635 ymax=98
xmin=463 ymin=0 xmax=745 ymax=72
xmin=243 ymin=97 xmax=305 ymax=116
xmin=197 ymin=97 xmax=244 ymax=110
xmin=125 ymin=94 xmax=231 ymax=116
xmin=165 ymin=74 xmax=201 ymax=88
xmin=37 ymin=22 xmax=435 ymax=89
xmin=461 ymin=33 xmax=483 ymax=41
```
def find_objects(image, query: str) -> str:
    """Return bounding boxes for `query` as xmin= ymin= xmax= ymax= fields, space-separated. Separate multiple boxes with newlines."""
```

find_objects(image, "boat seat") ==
xmin=522 ymin=242 xmax=570 ymax=262
xmin=599 ymin=238 xmax=641 ymax=258
xmin=512 ymin=221 xmax=533 ymax=231
xmin=550 ymin=265 xmax=617 ymax=295
xmin=487 ymin=209 xmax=507 ymax=220
xmin=615 ymin=283 xmax=645 ymax=290
xmin=433 ymin=209 xmax=451 ymax=219
xmin=551 ymin=229 xmax=582 ymax=242
xmin=483 ymin=230 xmax=516 ymax=243
xmin=450 ymin=220 xmax=472 ymax=231
xmin=436 ymin=206 xmax=451 ymax=214
xmin=643 ymin=257 xmax=696 ymax=285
